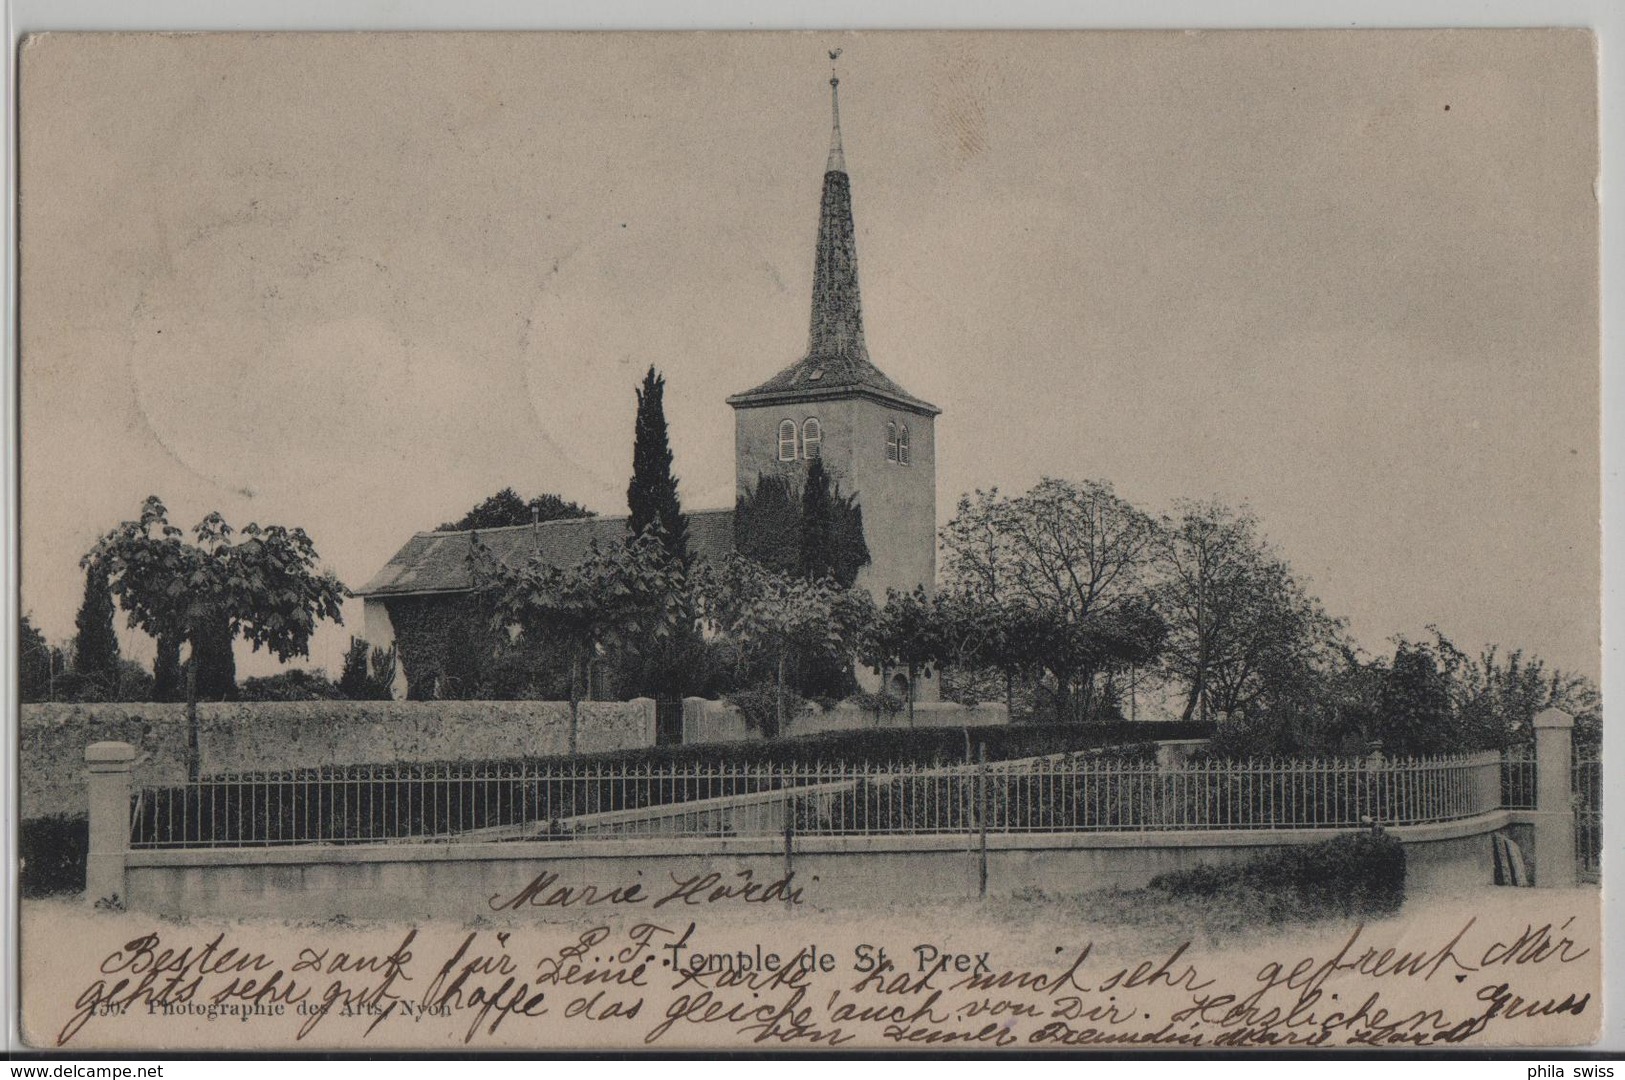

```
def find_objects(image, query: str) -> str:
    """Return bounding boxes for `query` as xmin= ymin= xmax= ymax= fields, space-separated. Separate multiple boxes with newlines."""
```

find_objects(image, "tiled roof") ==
xmin=727 ymin=348 xmax=940 ymax=415
xmin=353 ymin=508 xmax=735 ymax=598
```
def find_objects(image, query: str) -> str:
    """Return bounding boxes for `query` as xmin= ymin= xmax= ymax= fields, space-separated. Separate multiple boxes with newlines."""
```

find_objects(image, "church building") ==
xmin=354 ymin=71 xmax=942 ymax=706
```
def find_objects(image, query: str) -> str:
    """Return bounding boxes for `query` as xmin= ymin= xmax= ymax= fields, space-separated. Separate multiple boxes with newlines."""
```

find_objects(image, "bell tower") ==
xmin=726 ymin=62 xmax=941 ymax=699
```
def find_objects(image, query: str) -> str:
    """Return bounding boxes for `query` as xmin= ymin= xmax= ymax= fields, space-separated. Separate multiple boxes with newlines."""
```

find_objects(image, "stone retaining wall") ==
xmin=21 ymin=700 xmax=656 ymax=818
xmin=681 ymin=697 xmax=1010 ymax=744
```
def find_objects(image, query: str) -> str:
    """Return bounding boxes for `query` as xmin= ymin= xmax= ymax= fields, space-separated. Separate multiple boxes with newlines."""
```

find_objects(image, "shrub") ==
xmin=474 ymin=640 xmax=571 ymax=701
xmin=240 ymin=668 xmax=344 ymax=701
xmin=339 ymin=637 xmax=399 ymax=700
xmin=1149 ymin=828 xmax=1406 ymax=920
xmin=727 ymin=684 xmax=806 ymax=739
xmin=20 ymin=815 xmax=88 ymax=897
xmin=850 ymin=691 xmax=904 ymax=723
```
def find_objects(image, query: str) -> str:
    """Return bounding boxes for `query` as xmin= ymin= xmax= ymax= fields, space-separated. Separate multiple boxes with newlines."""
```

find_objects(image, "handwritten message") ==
xmin=22 ymin=869 xmax=1601 ymax=1051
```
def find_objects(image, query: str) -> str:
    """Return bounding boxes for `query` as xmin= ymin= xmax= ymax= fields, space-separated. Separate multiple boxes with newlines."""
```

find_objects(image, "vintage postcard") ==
xmin=15 ymin=30 xmax=1601 ymax=1051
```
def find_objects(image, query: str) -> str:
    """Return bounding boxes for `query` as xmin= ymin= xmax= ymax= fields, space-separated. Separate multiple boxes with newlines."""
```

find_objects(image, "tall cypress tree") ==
xmin=799 ymin=459 xmax=870 ymax=588
xmin=338 ymin=636 xmax=372 ymax=699
xmin=19 ymin=615 xmax=54 ymax=702
xmin=735 ymin=473 xmax=801 ymax=575
xmin=800 ymin=459 xmax=838 ymax=582
xmin=73 ymin=562 xmax=121 ymax=691
xmin=627 ymin=366 xmax=690 ymax=567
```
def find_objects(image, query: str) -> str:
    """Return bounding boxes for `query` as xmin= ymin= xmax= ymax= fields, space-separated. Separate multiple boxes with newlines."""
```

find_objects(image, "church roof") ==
xmin=727 ymin=74 xmax=939 ymax=419
xmin=353 ymin=508 xmax=736 ymax=599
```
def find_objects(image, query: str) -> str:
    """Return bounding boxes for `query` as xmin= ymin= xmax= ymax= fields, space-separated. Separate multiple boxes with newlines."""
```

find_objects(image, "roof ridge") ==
xmin=417 ymin=515 xmax=614 ymax=538
xmin=419 ymin=506 xmax=734 ymax=538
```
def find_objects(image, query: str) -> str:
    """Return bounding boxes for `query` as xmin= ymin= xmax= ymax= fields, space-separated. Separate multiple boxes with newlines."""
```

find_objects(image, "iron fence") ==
xmin=1501 ymin=749 xmax=1537 ymax=810
xmin=824 ymin=752 xmax=1502 ymax=835
xmin=1574 ymin=757 xmax=1601 ymax=882
xmin=129 ymin=750 xmax=1507 ymax=849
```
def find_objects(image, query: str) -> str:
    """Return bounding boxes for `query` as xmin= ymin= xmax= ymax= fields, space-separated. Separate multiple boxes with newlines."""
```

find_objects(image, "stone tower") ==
xmin=726 ymin=70 xmax=941 ymax=699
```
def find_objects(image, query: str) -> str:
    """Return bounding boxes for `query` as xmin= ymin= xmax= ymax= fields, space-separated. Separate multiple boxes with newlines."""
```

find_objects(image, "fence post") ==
xmin=1531 ymin=708 xmax=1576 ymax=887
xmin=1473 ymin=751 xmax=1503 ymax=815
xmin=783 ymin=804 xmax=795 ymax=909
xmin=681 ymin=697 xmax=707 ymax=745
xmin=86 ymin=741 xmax=136 ymax=908
xmin=628 ymin=697 xmax=657 ymax=750
xmin=977 ymin=742 xmax=988 ymax=899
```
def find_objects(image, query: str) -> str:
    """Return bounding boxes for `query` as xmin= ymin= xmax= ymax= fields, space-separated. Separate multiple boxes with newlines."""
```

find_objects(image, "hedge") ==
xmin=20 ymin=814 xmax=88 ymax=897
xmin=1148 ymin=828 xmax=1406 ymax=920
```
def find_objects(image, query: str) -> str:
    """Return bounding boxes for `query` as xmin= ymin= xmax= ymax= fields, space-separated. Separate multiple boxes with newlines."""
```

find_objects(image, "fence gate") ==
xmin=655 ymin=695 xmax=683 ymax=746
xmin=1574 ymin=757 xmax=1600 ymax=883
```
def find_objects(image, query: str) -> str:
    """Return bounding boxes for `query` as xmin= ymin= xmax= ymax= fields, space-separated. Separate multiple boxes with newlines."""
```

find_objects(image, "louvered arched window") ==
xmin=886 ymin=421 xmax=899 ymax=462
xmin=802 ymin=418 xmax=822 ymax=459
xmin=778 ymin=419 xmax=798 ymax=462
xmin=898 ymin=424 xmax=911 ymax=465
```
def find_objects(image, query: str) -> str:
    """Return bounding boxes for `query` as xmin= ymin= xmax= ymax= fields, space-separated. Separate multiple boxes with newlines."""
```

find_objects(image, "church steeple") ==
xmin=727 ymin=56 xmax=942 ymax=659
xmin=808 ymin=68 xmax=866 ymax=364
xmin=727 ymin=61 xmax=938 ymax=418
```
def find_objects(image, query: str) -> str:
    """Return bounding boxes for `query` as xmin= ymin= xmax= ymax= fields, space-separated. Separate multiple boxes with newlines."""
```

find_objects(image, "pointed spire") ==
xmin=726 ymin=56 xmax=939 ymax=418
xmin=827 ymin=73 xmax=846 ymax=174
xmin=809 ymin=56 xmax=865 ymax=363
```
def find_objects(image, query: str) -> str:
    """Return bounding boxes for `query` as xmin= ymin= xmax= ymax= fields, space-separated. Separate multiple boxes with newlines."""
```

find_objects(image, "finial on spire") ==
xmin=826 ymin=49 xmax=846 ymax=174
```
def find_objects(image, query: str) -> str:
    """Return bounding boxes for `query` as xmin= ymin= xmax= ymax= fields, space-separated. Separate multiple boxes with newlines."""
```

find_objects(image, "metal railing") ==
xmin=1501 ymin=749 xmax=1537 ymax=810
xmin=1574 ymin=757 xmax=1601 ymax=882
xmin=128 ymin=750 xmax=1507 ymax=849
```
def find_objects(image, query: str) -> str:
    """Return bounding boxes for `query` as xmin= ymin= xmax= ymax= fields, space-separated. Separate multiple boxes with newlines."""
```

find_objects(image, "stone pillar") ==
xmin=85 ymin=741 xmax=136 ymax=908
xmin=1156 ymin=740 xmax=1197 ymax=769
xmin=1531 ymin=708 xmax=1576 ymax=887
xmin=628 ymin=697 xmax=657 ymax=748
xmin=1471 ymin=751 xmax=1504 ymax=815
xmin=682 ymin=697 xmax=708 ymax=745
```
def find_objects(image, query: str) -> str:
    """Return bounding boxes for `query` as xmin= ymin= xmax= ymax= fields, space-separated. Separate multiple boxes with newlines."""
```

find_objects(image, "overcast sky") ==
xmin=19 ymin=30 xmax=1599 ymax=683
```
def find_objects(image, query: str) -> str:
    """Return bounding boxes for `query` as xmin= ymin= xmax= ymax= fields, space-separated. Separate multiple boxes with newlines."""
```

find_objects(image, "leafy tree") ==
xmin=19 ymin=614 xmax=57 ymax=703
xmin=939 ymin=479 xmax=1162 ymax=721
xmin=480 ymin=528 xmax=686 ymax=754
xmin=1206 ymin=642 xmax=1386 ymax=759
xmin=435 ymin=487 xmax=593 ymax=532
xmin=72 ymin=562 xmax=121 ymax=694
xmin=113 ymin=659 xmax=155 ymax=703
xmin=1375 ymin=640 xmax=1456 ymax=757
xmin=930 ymin=591 xmax=1037 ymax=712
xmin=733 ymin=463 xmax=869 ymax=728
xmin=627 ymin=366 xmax=690 ymax=568
xmin=860 ymin=586 xmax=943 ymax=726
xmin=1423 ymin=629 xmax=1601 ymax=754
xmin=1152 ymin=500 xmax=1343 ymax=724
xmin=152 ymin=633 xmax=184 ymax=703
xmin=85 ymin=496 xmax=347 ymax=777
xmin=698 ymin=554 xmax=874 ymax=736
